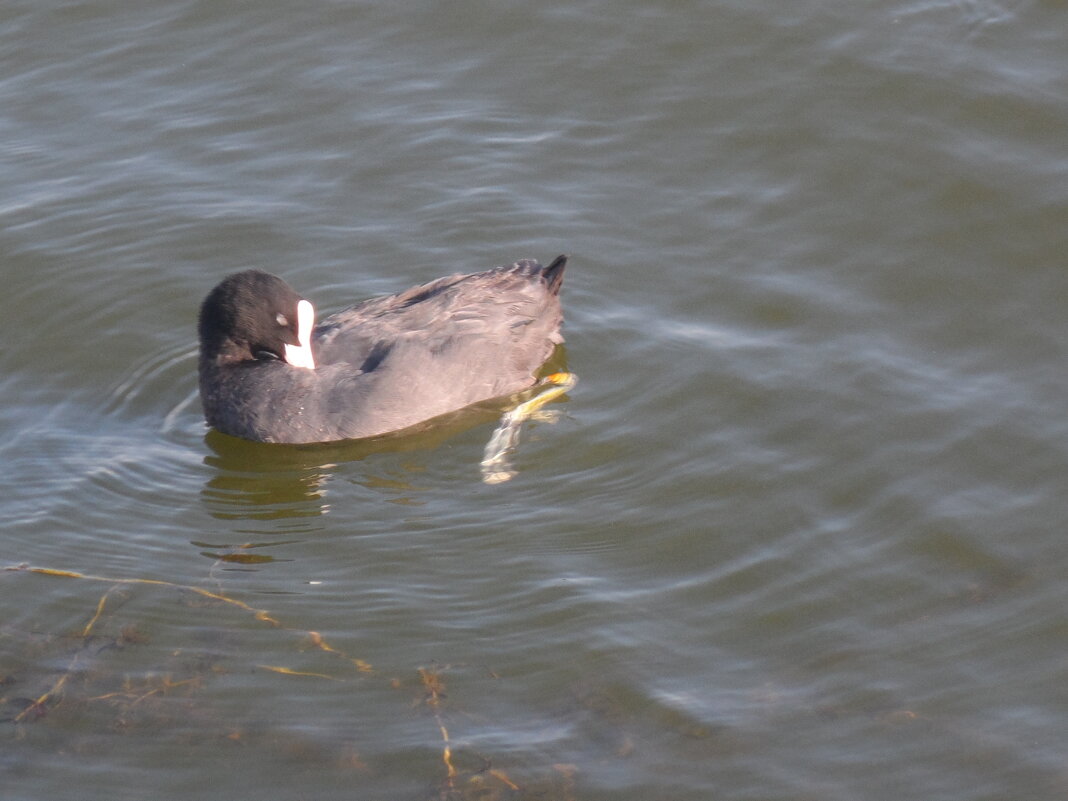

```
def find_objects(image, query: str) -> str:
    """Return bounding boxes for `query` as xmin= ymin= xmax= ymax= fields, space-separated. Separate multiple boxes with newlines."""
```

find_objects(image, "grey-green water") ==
xmin=2 ymin=2 xmax=1067 ymax=799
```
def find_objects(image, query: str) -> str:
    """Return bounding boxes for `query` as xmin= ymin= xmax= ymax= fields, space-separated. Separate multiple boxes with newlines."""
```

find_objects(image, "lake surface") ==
xmin=2 ymin=1 xmax=1067 ymax=799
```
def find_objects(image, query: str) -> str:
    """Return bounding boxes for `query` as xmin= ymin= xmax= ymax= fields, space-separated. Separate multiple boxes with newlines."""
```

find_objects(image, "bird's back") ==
xmin=306 ymin=257 xmax=566 ymax=438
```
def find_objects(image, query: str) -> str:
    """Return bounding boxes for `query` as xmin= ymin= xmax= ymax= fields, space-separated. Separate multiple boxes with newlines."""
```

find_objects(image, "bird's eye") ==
xmin=276 ymin=313 xmax=288 ymax=327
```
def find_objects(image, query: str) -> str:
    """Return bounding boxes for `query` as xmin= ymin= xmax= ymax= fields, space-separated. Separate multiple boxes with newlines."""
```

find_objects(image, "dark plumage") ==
xmin=197 ymin=256 xmax=567 ymax=443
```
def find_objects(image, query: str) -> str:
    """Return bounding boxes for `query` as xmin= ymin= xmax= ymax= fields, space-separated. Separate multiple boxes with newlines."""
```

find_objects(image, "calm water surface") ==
xmin=2 ymin=1 xmax=1067 ymax=799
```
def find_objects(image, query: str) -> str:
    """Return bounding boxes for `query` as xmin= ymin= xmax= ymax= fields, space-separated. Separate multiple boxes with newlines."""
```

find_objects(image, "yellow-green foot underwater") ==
xmin=480 ymin=372 xmax=577 ymax=484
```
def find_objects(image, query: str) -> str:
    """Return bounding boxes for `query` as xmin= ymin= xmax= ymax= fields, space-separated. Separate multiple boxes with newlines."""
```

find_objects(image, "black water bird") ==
xmin=197 ymin=256 xmax=568 ymax=443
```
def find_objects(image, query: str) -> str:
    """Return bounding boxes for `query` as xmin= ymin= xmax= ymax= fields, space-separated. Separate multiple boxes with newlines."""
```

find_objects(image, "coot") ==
xmin=197 ymin=255 xmax=567 ymax=443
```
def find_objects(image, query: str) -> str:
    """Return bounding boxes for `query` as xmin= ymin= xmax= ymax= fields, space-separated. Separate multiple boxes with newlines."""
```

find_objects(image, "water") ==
xmin=2 ymin=1 xmax=1067 ymax=798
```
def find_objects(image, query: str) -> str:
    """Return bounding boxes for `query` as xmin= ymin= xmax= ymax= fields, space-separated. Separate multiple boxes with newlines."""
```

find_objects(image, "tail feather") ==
xmin=542 ymin=254 xmax=567 ymax=294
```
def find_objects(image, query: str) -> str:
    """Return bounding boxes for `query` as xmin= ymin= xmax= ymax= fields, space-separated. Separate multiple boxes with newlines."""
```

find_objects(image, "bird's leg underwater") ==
xmin=480 ymin=372 xmax=577 ymax=484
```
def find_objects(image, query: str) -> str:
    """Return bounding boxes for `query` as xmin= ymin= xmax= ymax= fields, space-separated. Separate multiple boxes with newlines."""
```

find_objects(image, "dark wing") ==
xmin=309 ymin=258 xmax=566 ymax=439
